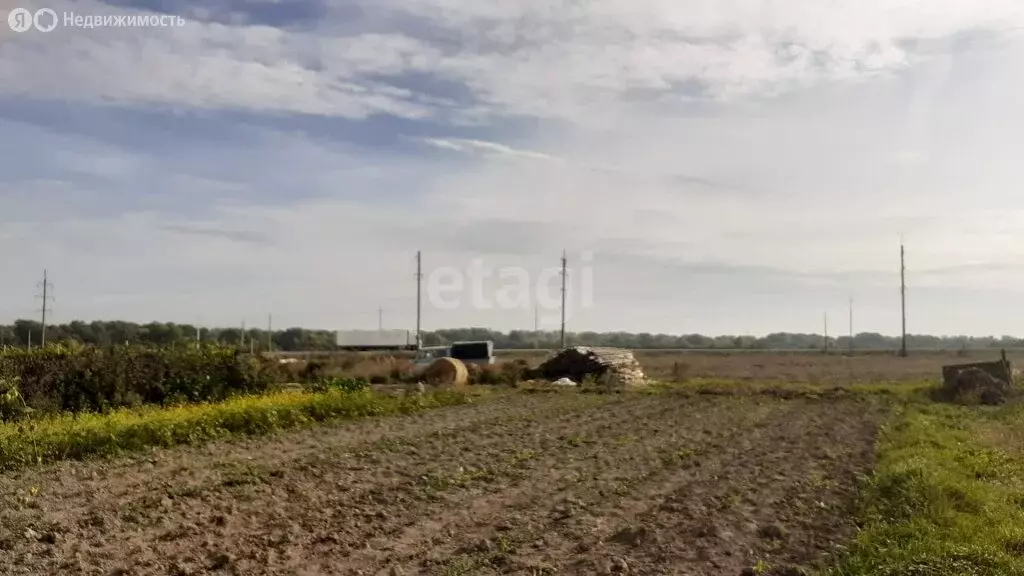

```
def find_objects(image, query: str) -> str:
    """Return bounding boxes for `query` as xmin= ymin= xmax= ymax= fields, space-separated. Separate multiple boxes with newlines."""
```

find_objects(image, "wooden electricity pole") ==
xmin=415 ymin=250 xmax=422 ymax=349
xmin=848 ymin=296 xmax=854 ymax=352
xmin=534 ymin=303 xmax=539 ymax=349
xmin=900 ymin=241 xmax=908 ymax=358
xmin=823 ymin=312 xmax=829 ymax=354
xmin=560 ymin=250 xmax=567 ymax=349
xmin=36 ymin=270 xmax=54 ymax=347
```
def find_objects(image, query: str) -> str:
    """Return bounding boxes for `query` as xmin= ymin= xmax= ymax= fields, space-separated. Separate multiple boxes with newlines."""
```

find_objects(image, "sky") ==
xmin=2 ymin=0 xmax=1024 ymax=337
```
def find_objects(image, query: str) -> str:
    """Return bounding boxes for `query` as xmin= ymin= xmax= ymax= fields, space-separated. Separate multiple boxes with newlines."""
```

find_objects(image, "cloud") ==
xmin=888 ymin=150 xmax=929 ymax=165
xmin=5 ymin=0 xmax=1022 ymax=127
xmin=159 ymin=224 xmax=272 ymax=245
xmin=1 ymin=2 xmax=448 ymax=120
xmin=415 ymin=135 xmax=749 ymax=193
xmin=3 ymin=0 xmax=1024 ymax=337
xmin=419 ymin=137 xmax=558 ymax=161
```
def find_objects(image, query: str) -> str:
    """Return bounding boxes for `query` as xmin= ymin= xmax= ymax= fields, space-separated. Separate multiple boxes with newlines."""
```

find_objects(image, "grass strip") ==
xmin=0 ymin=388 xmax=473 ymax=471
xmin=828 ymin=402 xmax=1024 ymax=576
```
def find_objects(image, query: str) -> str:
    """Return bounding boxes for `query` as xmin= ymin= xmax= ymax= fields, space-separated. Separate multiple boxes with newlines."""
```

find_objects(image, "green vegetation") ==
xmin=306 ymin=375 xmax=371 ymax=393
xmin=829 ymin=402 xmax=1024 ymax=576
xmin=3 ymin=318 xmax=1023 ymax=351
xmin=0 ymin=387 xmax=472 ymax=471
xmin=0 ymin=344 xmax=280 ymax=414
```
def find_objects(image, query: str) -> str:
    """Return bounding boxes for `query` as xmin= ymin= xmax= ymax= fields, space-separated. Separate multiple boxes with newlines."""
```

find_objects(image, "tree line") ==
xmin=1 ymin=319 xmax=1021 ymax=351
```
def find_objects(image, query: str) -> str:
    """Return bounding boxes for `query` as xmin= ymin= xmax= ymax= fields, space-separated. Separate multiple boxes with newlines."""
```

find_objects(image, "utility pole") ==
xmin=415 ymin=250 xmax=422 ymax=349
xmin=534 ymin=303 xmax=539 ymax=349
xmin=900 ymin=239 xmax=908 ymax=358
xmin=35 ymin=269 xmax=54 ymax=347
xmin=378 ymin=305 xmax=383 ymax=330
xmin=823 ymin=312 xmax=829 ymax=354
xmin=848 ymin=296 xmax=854 ymax=352
xmin=267 ymin=313 xmax=273 ymax=352
xmin=241 ymin=320 xmax=246 ymax=349
xmin=560 ymin=250 xmax=567 ymax=349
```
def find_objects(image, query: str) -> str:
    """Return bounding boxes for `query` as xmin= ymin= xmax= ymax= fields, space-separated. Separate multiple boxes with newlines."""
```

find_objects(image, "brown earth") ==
xmin=284 ymin=348 xmax=1019 ymax=387
xmin=0 ymin=390 xmax=881 ymax=576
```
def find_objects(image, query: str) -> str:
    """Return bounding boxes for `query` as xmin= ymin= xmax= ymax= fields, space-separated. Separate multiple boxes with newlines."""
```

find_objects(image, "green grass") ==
xmin=0 ymin=388 xmax=473 ymax=471
xmin=828 ymin=401 xmax=1024 ymax=576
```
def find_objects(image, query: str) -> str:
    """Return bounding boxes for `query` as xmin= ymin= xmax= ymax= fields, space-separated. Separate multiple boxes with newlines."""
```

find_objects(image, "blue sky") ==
xmin=2 ymin=0 xmax=1024 ymax=336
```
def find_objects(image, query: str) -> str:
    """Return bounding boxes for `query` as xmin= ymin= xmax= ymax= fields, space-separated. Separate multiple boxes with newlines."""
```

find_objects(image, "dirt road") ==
xmin=0 ymin=391 xmax=880 ymax=575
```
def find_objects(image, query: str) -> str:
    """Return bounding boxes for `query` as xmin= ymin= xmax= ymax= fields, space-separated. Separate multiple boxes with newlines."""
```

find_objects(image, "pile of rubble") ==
xmin=937 ymin=359 xmax=1014 ymax=406
xmin=537 ymin=347 xmax=647 ymax=390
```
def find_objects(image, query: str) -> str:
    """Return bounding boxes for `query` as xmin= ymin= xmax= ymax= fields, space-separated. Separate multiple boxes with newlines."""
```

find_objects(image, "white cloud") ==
xmin=5 ymin=0 xmax=1023 ymax=124
xmin=0 ymin=3 xmax=444 ymax=119
xmin=4 ymin=1 xmax=1024 ymax=336
xmin=419 ymin=137 xmax=558 ymax=161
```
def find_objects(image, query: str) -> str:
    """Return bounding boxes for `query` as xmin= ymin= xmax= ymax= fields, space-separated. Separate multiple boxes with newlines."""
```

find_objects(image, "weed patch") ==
xmin=828 ymin=403 xmax=1024 ymax=576
xmin=0 ymin=388 xmax=472 ymax=471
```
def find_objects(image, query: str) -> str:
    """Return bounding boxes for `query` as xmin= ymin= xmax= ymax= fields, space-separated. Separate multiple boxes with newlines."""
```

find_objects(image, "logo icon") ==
xmin=7 ymin=7 xmax=32 ymax=32
xmin=34 ymin=8 xmax=57 ymax=32
xmin=7 ymin=7 xmax=59 ymax=32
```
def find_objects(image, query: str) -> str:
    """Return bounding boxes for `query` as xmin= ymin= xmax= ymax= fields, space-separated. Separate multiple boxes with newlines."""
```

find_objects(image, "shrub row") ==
xmin=0 ymin=344 xmax=283 ymax=415
xmin=0 ymin=387 xmax=472 ymax=471
xmin=467 ymin=359 xmax=533 ymax=386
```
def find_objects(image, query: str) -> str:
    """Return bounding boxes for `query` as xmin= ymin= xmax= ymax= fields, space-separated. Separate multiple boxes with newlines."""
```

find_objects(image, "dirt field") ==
xmin=626 ymin=349 xmax=1021 ymax=384
xmin=294 ymin=348 xmax=1018 ymax=387
xmin=0 ymin=390 xmax=882 ymax=576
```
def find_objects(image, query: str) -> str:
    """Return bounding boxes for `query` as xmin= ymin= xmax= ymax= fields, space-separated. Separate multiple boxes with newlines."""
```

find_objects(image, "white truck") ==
xmin=335 ymin=329 xmax=418 ymax=351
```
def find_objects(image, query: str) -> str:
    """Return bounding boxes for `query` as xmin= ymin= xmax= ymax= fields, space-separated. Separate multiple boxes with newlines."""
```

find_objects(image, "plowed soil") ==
xmin=0 ymin=391 xmax=881 ymax=576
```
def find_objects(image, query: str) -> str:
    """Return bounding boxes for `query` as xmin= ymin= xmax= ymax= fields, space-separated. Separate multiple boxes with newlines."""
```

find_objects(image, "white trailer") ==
xmin=335 ymin=329 xmax=417 ymax=350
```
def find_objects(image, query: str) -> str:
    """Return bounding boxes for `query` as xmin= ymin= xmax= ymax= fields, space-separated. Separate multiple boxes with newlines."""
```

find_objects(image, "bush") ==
xmin=0 ymin=376 xmax=31 ymax=422
xmin=0 ymin=344 xmax=281 ymax=414
xmin=299 ymin=361 xmax=326 ymax=383
xmin=472 ymin=365 xmax=503 ymax=385
xmin=307 ymin=376 xmax=369 ymax=394
xmin=470 ymin=360 xmax=533 ymax=386
xmin=501 ymin=359 xmax=532 ymax=384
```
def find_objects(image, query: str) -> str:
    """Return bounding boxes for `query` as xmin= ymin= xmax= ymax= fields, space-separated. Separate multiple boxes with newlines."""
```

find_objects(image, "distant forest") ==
xmin=1 ymin=319 xmax=1022 ymax=351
